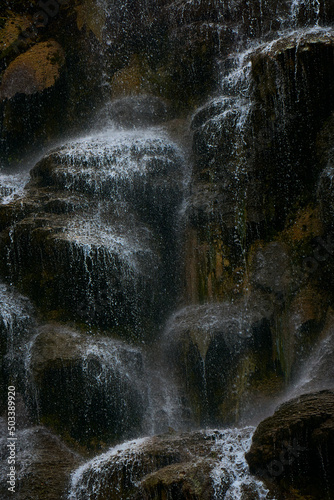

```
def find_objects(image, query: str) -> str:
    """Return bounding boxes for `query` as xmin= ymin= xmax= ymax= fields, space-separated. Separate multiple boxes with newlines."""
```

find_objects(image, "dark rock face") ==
xmin=251 ymin=30 xmax=334 ymax=221
xmin=190 ymin=29 xmax=334 ymax=242
xmin=250 ymin=242 xmax=292 ymax=294
xmin=246 ymin=390 xmax=334 ymax=499
xmin=163 ymin=294 xmax=281 ymax=426
xmin=26 ymin=324 xmax=148 ymax=450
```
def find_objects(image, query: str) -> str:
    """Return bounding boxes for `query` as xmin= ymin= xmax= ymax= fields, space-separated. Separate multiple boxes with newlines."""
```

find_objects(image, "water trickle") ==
xmin=0 ymin=283 xmax=34 ymax=362
xmin=288 ymin=321 xmax=334 ymax=397
xmin=209 ymin=427 xmax=273 ymax=500
xmin=290 ymin=0 xmax=322 ymax=26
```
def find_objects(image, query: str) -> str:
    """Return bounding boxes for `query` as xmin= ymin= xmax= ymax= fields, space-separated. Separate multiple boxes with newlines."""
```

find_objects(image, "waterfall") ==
xmin=0 ymin=0 xmax=334 ymax=498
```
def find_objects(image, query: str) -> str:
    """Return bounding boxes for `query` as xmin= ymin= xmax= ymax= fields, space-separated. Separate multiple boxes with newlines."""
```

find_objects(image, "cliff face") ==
xmin=1 ymin=1 xmax=334 ymax=499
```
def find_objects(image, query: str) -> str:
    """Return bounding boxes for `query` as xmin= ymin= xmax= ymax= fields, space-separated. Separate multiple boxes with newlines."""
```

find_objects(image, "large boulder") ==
xmin=0 ymin=128 xmax=187 ymax=335
xmin=246 ymin=390 xmax=334 ymax=499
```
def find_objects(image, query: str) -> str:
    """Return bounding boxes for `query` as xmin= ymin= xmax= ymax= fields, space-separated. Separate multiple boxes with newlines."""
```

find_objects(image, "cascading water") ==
xmin=68 ymin=427 xmax=272 ymax=500
xmin=0 ymin=0 xmax=334 ymax=498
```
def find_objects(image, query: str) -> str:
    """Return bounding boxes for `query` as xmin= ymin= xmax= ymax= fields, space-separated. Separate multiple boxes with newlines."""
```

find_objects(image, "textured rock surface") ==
xmin=163 ymin=294 xmax=283 ymax=426
xmin=246 ymin=390 xmax=334 ymax=499
xmin=26 ymin=324 xmax=148 ymax=450
xmin=0 ymin=128 xmax=186 ymax=335
xmin=69 ymin=427 xmax=268 ymax=500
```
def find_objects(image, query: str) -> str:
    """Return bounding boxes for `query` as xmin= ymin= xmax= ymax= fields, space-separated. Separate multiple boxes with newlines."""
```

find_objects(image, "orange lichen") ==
xmin=0 ymin=14 xmax=31 ymax=54
xmin=284 ymin=206 xmax=323 ymax=243
xmin=0 ymin=41 xmax=65 ymax=99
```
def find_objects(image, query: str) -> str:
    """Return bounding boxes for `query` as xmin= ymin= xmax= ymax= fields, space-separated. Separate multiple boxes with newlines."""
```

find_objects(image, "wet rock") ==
xmin=69 ymin=427 xmax=268 ymax=499
xmin=246 ymin=390 xmax=334 ymax=499
xmin=251 ymin=29 xmax=334 ymax=217
xmin=189 ymin=28 xmax=334 ymax=293
xmin=0 ymin=283 xmax=34 ymax=409
xmin=250 ymin=242 xmax=291 ymax=295
xmin=274 ymin=284 xmax=328 ymax=380
xmin=4 ymin=208 xmax=161 ymax=333
xmin=164 ymin=0 xmax=291 ymax=39
xmin=163 ymin=295 xmax=280 ymax=425
xmin=1 ymin=129 xmax=186 ymax=334
xmin=30 ymin=129 xmax=185 ymax=229
xmin=292 ymin=0 xmax=334 ymax=26
xmin=137 ymin=459 xmax=219 ymax=500
xmin=27 ymin=324 xmax=148 ymax=450
xmin=0 ymin=424 xmax=81 ymax=500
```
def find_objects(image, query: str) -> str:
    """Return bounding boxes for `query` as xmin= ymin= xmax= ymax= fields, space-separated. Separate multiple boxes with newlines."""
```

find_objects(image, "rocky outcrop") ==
xmin=26 ymin=324 xmax=148 ymax=451
xmin=0 ymin=127 xmax=186 ymax=335
xmin=246 ymin=390 xmax=334 ymax=499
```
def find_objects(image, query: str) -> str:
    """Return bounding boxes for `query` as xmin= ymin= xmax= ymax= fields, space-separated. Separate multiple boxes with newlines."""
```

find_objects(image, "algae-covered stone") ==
xmin=0 ymin=41 xmax=65 ymax=99
xmin=0 ymin=14 xmax=31 ymax=55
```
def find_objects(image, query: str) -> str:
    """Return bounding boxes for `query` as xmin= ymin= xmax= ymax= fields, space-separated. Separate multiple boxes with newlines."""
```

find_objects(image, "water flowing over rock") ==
xmin=163 ymin=295 xmax=280 ymax=426
xmin=0 ymin=283 xmax=34 ymax=406
xmin=1 ymin=0 xmax=334 ymax=498
xmin=69 ymin=428 xmax=271 ymax=500
xmin=1 ymin=127 xmax=188 ymax=336
xmin=24 ymin=324 xmax=149 ymax=449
